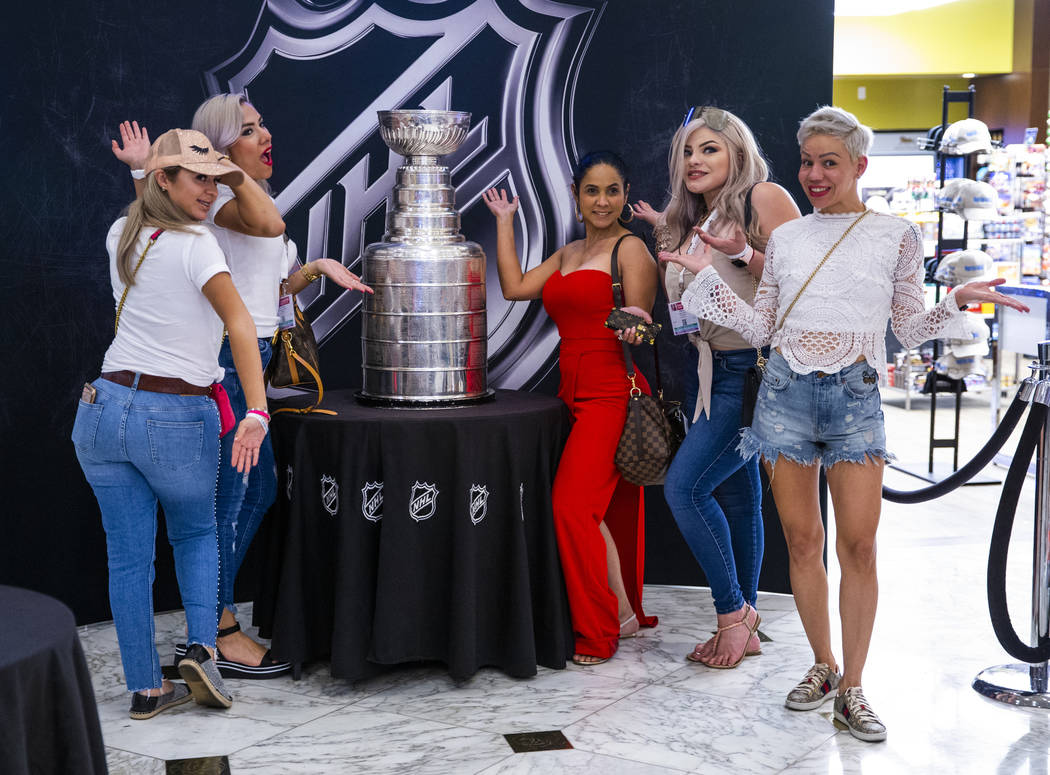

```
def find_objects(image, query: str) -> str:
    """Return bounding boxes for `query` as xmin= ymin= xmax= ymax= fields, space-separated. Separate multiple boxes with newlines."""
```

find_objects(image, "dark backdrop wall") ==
xmin=0 ymin=0 xmax=832 ymax=624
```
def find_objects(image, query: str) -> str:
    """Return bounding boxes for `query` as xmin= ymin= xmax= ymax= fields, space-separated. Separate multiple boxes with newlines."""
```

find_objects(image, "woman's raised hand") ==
xmin=482 ymin=188 xmax=519 ymax=221
xmin=308 ymin=258 xmax=374 ymax=294
xmin=633 ymin=200 xmax=663 ymax=227
xmin=111 ymin=121 xmax=150 ymax=169
xmin=658 ymin=240 xmax=713 ymax=276
xmin=696 ymin=224 xmax=747 ymax=257
xmin=954 ymin=277 xmax=1030 ymax=313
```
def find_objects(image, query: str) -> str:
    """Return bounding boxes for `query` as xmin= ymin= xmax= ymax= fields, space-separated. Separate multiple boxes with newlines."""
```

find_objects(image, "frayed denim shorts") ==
xmin=738 ymin=350 xmax=891 ymax=469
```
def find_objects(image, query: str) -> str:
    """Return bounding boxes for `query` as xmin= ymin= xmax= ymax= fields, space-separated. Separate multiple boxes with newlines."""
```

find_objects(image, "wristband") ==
xmin=246 ymin=408 xmax=271 ymax=422
xmin=130 ymin=169 xmax=146 ymax=180
xmin=729 ymin=244 xmax=755 ymax=267
xmin=243 ymin=413 xmax=269 ymax=434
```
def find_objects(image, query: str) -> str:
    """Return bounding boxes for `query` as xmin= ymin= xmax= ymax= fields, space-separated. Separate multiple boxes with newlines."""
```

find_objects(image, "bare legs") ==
xmin=573 ymin=522 xmax=637 ymax=664
xmin=216 ymin=608 xmax=268 ymax=666
xmin=766 ymin=455 xmax=883 ymax=688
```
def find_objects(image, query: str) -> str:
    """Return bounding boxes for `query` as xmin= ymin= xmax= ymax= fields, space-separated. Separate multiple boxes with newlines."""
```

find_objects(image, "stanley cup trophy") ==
xmin=358 ymin=110 xmax=492 ymax=406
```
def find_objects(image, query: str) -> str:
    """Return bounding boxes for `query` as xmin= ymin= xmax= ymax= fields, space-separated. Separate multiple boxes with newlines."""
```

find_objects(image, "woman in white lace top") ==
xmin=663 ymin=106 xmax=1028 ymax=743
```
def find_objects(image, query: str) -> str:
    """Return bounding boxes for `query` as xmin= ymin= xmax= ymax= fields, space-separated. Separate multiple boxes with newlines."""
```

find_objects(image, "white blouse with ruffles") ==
xmin=680 ymin=210 xmax=969 ymax=383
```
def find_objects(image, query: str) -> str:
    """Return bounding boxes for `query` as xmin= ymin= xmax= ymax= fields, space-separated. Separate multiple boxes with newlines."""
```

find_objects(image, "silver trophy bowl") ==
xmin=359 ymin=109 xmax=491 ymax=406
xmin=378 ymin=110 xmax=471 ymax=162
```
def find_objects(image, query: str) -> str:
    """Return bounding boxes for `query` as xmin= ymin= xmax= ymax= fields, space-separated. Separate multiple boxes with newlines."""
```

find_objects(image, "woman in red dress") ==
xmin=483 ymin=151 xmax=659 ymax=665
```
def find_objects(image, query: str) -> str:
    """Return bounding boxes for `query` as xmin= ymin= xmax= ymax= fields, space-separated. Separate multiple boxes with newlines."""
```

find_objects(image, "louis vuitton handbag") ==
xmin=608 ymin=235 xmax=687 ymax=486
xmin=266 ymin=295 xmax=335 ymax=416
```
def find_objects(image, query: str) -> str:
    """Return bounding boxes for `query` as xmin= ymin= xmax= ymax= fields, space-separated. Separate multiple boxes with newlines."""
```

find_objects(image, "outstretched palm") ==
xmin=483 ymin=188 xmax=519 ymax=220
xmin=111 ymin=120 xmax=151 ymax=169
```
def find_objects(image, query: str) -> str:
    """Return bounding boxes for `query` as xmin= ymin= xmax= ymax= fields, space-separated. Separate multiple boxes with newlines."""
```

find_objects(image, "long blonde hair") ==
xmin=116 ymin=169 xmax=197 ymax=286
xmin=664 ymin=111 xmax=770 ymax=253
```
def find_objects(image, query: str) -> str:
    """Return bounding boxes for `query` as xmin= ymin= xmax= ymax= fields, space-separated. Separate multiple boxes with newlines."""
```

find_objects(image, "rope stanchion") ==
xmin=882 ymin=391 xmax=1030 ymax=503
xmin=985 ymin=400 xmax=1050 ymax=664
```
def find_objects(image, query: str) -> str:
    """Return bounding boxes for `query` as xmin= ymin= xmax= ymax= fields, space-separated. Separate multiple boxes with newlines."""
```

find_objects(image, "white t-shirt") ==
xmin=101 ymin=219 xmax=230 ymax=386
xmin=205 ymin=184 xmax=299 ymax=338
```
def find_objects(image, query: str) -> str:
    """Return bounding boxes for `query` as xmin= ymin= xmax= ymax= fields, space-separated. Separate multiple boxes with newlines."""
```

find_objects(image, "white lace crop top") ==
xmin=679 ymin=210 xmax=968 ymax=381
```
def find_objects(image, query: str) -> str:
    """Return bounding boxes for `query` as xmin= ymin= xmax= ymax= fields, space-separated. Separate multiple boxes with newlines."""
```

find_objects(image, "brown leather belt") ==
xmin=102 ymin=370 xmax=212 ymax=396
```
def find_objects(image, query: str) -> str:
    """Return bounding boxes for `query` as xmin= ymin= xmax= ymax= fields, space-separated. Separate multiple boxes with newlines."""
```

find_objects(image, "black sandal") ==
xmin=173 ymin=622 xmax=292 ymax=679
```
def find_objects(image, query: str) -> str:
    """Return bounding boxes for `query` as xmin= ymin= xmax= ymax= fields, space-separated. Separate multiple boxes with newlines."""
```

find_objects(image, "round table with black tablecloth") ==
xmin=0 ymin=586 xmax=107 ymax=775
xmin=251 ymin=388 xmax=575 ymax=681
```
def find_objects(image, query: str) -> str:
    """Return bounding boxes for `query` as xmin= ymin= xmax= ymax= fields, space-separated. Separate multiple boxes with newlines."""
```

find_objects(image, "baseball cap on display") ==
xmin=934 ymin=249 xmax=993 ymax=285
xmin=144 ymin=129 xmax=244 ymax=186
xmin=939 ymin=118 xmax=993 ymax=155
xmin=949 ymin=180 xmax=1000 ymax=220
xmin=947 ymin=313 xmax=990 ymax=358
xmin=936 ymin=351 xmax=984 ymax=380
xmin=936 ymin=177 xmax=968 ymax=210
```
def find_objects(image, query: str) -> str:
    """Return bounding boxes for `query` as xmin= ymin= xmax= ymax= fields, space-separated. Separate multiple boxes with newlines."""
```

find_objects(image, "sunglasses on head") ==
xmin=682 ymin=106 xmax=729 ymax=131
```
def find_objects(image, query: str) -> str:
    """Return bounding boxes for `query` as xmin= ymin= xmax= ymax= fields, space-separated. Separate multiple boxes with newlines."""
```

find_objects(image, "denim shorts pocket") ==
xmin=762 ymin=367 xmax=791 ymax=392
xmin=71 ymin=401 xmax=103 ymax=451
xmin=842 ymin=368 xmax=880 ymax=400
xmin=146 ymin=419 xmax=204 ymax=469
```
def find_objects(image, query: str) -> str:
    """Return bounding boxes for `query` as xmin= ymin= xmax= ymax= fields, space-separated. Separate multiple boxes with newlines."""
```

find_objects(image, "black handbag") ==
xmin=609 ymin=235 xmax=687 ymax=486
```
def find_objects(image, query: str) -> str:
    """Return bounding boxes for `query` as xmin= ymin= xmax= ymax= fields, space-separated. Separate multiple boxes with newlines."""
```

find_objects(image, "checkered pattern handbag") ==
xmin=608 ymin=236 xmax=685 ymax=486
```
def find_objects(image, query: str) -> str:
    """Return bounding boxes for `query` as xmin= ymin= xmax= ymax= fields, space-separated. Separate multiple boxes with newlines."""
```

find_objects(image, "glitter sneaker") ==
xmin=784 ymin=663 xmax=841 ymax=710
xmin=834 ymin=686 xmax=887 ymax=742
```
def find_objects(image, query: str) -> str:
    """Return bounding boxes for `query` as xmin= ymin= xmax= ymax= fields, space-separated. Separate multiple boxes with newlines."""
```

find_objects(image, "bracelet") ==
xmin=299 ymin=264 xmax=321 ymax=283
xmin=130 ymin=169 xmax=146 ymax=180
xmin=246 ymin=408 xmax=271 ymax=422
xmin=726 ymin=244 xmax=753 ymax=261
xmin=243 ymin=413 xmax=269 ymax=434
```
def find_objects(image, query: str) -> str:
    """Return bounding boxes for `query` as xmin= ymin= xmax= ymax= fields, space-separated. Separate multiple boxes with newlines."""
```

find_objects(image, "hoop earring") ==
xmin=619 ymin=202 xmax=635 ymax=223
xmin=573 ymin=200 xmax=584 ymax=223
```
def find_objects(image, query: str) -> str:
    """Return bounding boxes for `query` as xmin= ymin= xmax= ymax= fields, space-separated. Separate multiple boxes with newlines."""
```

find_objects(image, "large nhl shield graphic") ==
xmin=204 ymin=0 xmax=605 ymax=389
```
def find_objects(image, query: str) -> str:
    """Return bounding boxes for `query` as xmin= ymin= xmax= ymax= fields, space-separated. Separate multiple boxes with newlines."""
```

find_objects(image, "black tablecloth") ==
xmin=253 ymin=388 xmax=575 ymax=681
xmin=0 ymin=586 xmax=106 ymax=775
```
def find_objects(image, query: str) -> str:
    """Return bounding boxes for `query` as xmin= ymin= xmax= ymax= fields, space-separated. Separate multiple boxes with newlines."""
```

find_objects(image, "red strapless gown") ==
xmin=542 ymin=269 xmax=657 ymax=658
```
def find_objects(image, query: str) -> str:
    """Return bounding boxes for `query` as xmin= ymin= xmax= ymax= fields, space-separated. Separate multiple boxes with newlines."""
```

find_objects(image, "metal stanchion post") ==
xmin=974 ymin=341 xmax=1050 ymax=707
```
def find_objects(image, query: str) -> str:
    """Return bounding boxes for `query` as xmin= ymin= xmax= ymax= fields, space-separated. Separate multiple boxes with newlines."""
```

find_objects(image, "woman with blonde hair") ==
xmin=663 ymin=106 xmax=1028 ymax=741
xmin=648 ymin=107 xmax=800 ymax=670
xmin=76 ymin=129 xmax=268 ymax=718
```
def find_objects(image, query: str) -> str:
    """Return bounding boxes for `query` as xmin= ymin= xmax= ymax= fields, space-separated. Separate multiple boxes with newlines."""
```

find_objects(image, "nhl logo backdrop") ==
xmin=203 ymin=0 xmax=606 ymax=390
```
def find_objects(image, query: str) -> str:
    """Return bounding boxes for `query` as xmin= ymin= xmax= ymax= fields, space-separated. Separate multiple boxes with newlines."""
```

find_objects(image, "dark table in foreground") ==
xmin=0 ymin=586 xmax=106 ymax=775
xmin=253 ymin=388 xmax=574 ymax=680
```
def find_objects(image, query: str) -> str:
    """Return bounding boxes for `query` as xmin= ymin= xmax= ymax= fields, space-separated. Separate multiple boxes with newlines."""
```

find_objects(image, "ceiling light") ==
xmin=962 ymin=73 xmax=976 ymax=78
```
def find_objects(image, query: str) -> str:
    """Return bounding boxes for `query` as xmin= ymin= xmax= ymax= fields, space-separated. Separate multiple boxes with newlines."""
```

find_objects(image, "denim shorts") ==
xmin=738 ymin=350 xmax=891 ymax=469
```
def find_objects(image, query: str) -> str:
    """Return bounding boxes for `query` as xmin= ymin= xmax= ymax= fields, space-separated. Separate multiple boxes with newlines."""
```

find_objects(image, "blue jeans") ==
xmin=663 ymin=348 xmax=764 ymax=614
xmin=73 ymin=376 xmax=220 ymax=691
xmin=215 ymin=337 xmax=276 ymax=616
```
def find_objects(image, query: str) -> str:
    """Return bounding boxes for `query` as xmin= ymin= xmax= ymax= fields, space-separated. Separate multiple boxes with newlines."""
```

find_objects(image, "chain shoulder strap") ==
xmin=114 ymin=229 xmax=164 ymax=333
xmin=774 ymin=209 xmax=870 ymax=331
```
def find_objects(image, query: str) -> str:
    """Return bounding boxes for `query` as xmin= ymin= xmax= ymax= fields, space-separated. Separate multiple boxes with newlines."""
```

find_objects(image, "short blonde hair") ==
xmin=797 ymin=106 xmax=873 ymax=161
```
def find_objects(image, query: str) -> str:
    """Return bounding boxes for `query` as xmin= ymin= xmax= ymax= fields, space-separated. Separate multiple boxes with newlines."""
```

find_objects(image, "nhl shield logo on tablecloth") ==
xmin=321 ymin=474 xmax=339 ymax=516
xmin=409 ymin=481 xmax=439 ymax=522
xmin=361 ymin=481 xmax=384 ymax=522
xmin=286 ymin=464 xmax=294 ymax=500
xmin=469 ymin=483 xmax=489 ymax=525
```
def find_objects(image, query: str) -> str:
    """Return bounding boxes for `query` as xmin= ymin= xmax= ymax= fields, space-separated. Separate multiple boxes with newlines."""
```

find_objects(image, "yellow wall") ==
xmin=834 ymin=0 xmax=1014 ymax=76
xmin=833 ymin=77 xmax=974 ymax=129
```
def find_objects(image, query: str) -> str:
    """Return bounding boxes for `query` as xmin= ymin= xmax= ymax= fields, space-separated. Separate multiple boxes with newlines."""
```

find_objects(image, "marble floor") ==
xmin=82 ymin=391 xmax=1050 ymax=774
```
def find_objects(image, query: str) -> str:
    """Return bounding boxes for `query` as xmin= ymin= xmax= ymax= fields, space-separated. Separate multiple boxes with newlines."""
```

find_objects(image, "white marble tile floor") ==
xmin=84 ymin=393 xmax=1050 ymax=774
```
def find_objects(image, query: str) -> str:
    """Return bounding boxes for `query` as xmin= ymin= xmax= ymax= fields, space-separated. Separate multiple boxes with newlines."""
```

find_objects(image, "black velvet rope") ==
xmin=881 ymin=392 xmax=1030 ymax=504
xmin=986 ymin=400 xmax=1050 ymax=664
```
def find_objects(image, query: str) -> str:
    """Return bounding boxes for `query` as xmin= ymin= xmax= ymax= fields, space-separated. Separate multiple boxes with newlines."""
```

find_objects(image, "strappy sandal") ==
xmin=691 ymin=604 xmax=761 ymax=669
xmin=686 ymin=632 xmax=762 ymax=663
xmin=619 ymin=614 xmax=639 ymax=639
xmin=174 ymin=622 xmax=291 ymax=679
xmin=572 ymin=653 xmax=610 ymax=666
